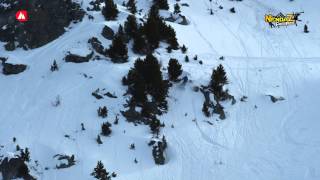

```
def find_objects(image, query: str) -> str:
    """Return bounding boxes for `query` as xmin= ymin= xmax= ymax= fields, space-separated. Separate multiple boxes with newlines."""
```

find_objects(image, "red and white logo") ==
xmin=16 ymin=10 xmax=29 ymax=22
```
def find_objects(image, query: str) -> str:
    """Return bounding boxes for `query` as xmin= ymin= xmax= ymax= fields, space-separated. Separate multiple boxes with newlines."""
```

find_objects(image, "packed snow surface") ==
xmin=1 ymin=0 xmax=320 ymax=179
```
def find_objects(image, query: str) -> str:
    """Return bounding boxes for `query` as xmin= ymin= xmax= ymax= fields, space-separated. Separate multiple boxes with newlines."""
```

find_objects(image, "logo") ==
xmin=16 ymin=10 xmax=29 ymax=22
xmin=265 ymin=12 xmax=303 ymax=28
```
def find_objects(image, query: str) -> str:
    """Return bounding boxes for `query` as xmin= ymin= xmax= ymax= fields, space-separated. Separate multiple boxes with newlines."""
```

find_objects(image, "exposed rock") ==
xmin=267 ymin=95 xmax=285 ymax=103
xmin=88 ymin=37 xmax=106 ymax=55
xmin=92 ymin=89 xmax=104 ymax=99
xmin=181 ymin=3 xmax=190 ymax=7
xmin=0 ymin=157 xmax=35 ymax=180
xmin=104 ymin=92 xmax=118 ymax=98
xmin=65 ymin=51 xmax=94 ymax=63
xmin=53 ymin=154 xmax=76 ymax=169
xmin=101 ymin=26 xmax=115 ymax=40
xmin=0 ymin=0 xmax=85 ymax=49
xmin=165 ymin=14 xmax=190 ymax=25
xmin=2 ymin=63 xmax=27 ymax=75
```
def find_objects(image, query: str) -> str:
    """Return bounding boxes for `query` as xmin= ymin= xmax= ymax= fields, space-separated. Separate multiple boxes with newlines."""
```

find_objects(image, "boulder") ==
xmin=2 ymin=63 xmax=27 ymax=75
xmin=101 ymin=26 xmax=115 ymax=40
xmin=88 ymin=37 xmax=106 ymax=55
xmin=65 ymin=51 xmax=94 ymax=63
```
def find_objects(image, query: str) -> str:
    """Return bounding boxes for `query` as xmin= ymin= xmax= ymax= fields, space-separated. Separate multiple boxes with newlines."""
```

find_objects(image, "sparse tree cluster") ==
xmin=123 ymin=54 xmax=169 ymax=115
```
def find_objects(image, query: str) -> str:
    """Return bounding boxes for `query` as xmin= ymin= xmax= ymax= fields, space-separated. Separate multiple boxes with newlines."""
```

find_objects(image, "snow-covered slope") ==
xmin=1 ymin=0 xmax=320 ymax=179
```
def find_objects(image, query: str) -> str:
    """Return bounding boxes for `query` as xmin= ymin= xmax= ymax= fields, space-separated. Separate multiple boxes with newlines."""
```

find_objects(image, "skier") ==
xmin=293 ymin=12 xmax=303 ymax=26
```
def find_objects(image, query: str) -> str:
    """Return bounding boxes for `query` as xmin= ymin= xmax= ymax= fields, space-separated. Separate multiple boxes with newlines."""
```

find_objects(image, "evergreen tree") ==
xmin=51 ymin=60 xmax=59 ymax=72
xmin=161 ymin=24 xmax=179 ymax=49
xmin=181 ymin=45 xmax=187 ymax=53
xmin=185 ymin=55 xmax=189 ymax=62
xmin=209 ymin=64 xmax=228 ymax=101
xmin=210 ymin=64 xmax=228 ymax=87
xmin=97 ymin=135 xmax=103 ymax=144
xmin=102 ymin=0 xmax=119 ymax=20
xmin=133 ymin=29 xmax=147 ymax=54
xmin=202 ymin=102 xmax=210 ymax=117
xmin=108 ymin=34 xmax=128 ymax=63
xmin=143 ymin=12 xmax=161 ymax=50
xmin=124 ymin=15 xmax=138 ymax=38
xmin=101 ymin=122 xmax=112 ymax=136
xmin=117 ymin=25 xmax=125 ymax=39
xmin=126 ymin=0 xmax=137 ymax=14
xmin=174 ymin=3 xmax=181 ymax=14
xmin=144 ymin=54 xmax=168 ymax=108
xmin=153 ymin=0 xmax=169 ymax=10
xmin=91 ymin=161 xmax=111 ymax=180
xmin=168 ymin=58 xmax=182 ymax=81
xmin=20 ymin=148 xmax=30 ymax=162
xmin=230 ymin=7 xmax=235 ymax=13
xmin=304 ymin=24 xmax=309 ymax=33
xmin=149 ymin=117 xmax=161 ymax=134
xmin=98 ymin=106 xmax=108 ymax=118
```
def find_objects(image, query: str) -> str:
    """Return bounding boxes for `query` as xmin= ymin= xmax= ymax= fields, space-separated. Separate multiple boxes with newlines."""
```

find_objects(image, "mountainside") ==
xmin=1 ymin=0 xmax=320 ymax=180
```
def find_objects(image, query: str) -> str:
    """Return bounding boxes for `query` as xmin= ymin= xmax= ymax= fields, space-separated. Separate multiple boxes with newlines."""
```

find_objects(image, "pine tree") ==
xmin=304 ymin=24 xmax=309 ymax=33
xmin=124 ymin=15 xmax=138 ymax=38
xmin=185 ymin=55 xmax=189 ymax=62
xmin=174 ymin=3 xmax=181 ymax=14
xmin=202 ymin=102 xmax=210 ymax=117
xmin=126 ymin=0 xmax=137 ymax=14
xmin=144 ymin=54 xmax=168 ymax=109
xmin=153 ymin=0 xmax=169 ymax=10
xmin=165 ymin=26 xmax=179 ymax=49
xmin=159 ymin=23 xmax=179 ymax=49
xmin=51 ymin=60 xmax=58 ymax=72
xmin=91 ymin=161 xmax=111 ymax=180
xmin=108 ymin=34 xmax=128 ymax=63
xmin=133 ymin=30 xmax=147 ymax=54
xmin=98 ymin=106 xmax=108 ymax=118
xmin=143 ymin=11 xmax=161 ymax=50
xmin=210 ymin=64 xmax=228 ymax=87
xmin=97 ymin=135 xmax=103 ymax=144
xmin=20 ymin=148 xmax=30 ymax=162
xmin=181 ymin=45 xmax=187 ymax=53
xmin=230 ymin=7 xmax=235 ymax=13
xmin=101 ymin=122 xmax=112 ymax=136
xmin=168 ymin=58 xmax=182 ymax=81
xmin=102 ymin=0 xmax=119 ymax=20
xmin=210 ymin=64 xmax=228 ymax=101
xmin=149 ymin=117 xmax=161 ymax=134
xmin=117 ymin=25 xmax=125 ymax=39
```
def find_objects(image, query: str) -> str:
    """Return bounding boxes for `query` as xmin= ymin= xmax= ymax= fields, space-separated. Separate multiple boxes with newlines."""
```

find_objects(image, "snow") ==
xmin=1 ymin=0 xmax=320 ymax=180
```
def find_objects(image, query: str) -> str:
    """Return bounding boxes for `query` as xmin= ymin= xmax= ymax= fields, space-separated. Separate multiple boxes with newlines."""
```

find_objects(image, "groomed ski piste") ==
xmin=1 ymin=0 xmax=320 ymax=179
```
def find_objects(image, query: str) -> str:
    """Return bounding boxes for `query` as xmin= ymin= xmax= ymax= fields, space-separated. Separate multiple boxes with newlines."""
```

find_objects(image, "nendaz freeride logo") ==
xmin=265 ymin=12 xmax=303 ymax=28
